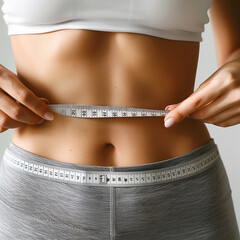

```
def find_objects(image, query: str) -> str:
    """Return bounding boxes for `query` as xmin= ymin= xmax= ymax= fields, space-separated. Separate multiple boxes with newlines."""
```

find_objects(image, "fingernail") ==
xmin=165 ymin=104 xmax=176 ymax=110
xmin=40 ymin=98 xmax=49 ymax=104
xmin=164 ymin=118 xmax=175 ymax=128
xmin=44 ymin=112 xmax=54 ymax=121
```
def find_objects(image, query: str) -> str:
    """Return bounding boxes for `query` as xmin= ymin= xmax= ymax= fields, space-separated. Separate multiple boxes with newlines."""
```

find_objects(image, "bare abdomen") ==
xmin=10 ymin=29 xmax=211 ymax=167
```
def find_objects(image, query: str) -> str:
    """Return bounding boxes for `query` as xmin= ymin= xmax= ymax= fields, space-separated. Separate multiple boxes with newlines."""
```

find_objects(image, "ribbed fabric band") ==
xmin=2 ymin=138 xmax=220 ymax=187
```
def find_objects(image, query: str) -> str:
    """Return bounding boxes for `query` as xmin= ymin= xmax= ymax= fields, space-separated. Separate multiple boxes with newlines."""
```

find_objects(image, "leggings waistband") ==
xmin=2 ymin=138 xmax=220 ymax=187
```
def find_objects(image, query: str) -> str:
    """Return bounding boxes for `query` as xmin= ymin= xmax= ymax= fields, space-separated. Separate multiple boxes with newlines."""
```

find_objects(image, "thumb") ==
xmin=165 ymin=103 xmax=180 ymax=111
xmin=40 ymin=97 xmax=49 ymax=105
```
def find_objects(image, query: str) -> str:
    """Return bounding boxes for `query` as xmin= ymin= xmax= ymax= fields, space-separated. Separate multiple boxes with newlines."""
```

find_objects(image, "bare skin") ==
xmin=10 ymin=29 xmax=211 ymax=167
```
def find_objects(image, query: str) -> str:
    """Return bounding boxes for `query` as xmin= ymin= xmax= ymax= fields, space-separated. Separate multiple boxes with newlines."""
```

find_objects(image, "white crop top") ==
xmin=1 ymin=0 xmax=212 ymax=42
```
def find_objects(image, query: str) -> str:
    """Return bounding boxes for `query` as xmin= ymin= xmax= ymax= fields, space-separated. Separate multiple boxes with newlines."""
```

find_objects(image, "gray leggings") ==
xmin=0 ymin=138 xmax=239 ymax=240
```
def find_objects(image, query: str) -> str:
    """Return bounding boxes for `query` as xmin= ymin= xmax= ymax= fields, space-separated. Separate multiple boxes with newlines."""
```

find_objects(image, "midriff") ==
xmin=10 ymin=29 xmax=211 ymax=167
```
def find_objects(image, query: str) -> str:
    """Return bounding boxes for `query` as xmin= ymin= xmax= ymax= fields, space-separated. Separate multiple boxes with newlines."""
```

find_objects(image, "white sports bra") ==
xmin=1 ymin=0 xmax=212 ymax=42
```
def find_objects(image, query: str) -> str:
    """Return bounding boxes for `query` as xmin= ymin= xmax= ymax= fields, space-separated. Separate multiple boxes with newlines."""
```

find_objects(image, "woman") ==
xmin=0 ymin=0 xmax=239 ymax=239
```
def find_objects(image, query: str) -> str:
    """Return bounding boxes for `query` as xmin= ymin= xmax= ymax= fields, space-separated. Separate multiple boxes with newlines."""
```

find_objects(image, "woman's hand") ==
xmin=163 ymin=57 xmax=240 ymax=128
xmin=0 ymin=64 xmax=55 ymax=133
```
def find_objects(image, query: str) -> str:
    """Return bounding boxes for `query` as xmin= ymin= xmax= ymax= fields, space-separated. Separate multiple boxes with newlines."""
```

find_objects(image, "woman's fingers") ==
xmin=165 ymin=103 xmax=180 ymax=111
xmin=0 ymin=65 xmax=55 ymax=121
xmin=213 ymin=113 xmax=240 ymax=128
xmin=0 ymin=89 xmax=47 ymax=125
xmin=0 ymin=109 xmax=26 ymax=129
xmin=204 ymin=103 xmax=240 ymax=125
xmin=163 ymin=70 xmax=237 ymax=128
xmin=0 ymin=98 xmax=48 ymax=134
xmin=189 ymin=87 xmax=240 ymax=120
xmin=0 ymin=110 xmax=24 ymax=133
xmin=0 ymin=64 xmax=55 ymax=135
xmin=0 ymin=99 xmax=48 ymax=131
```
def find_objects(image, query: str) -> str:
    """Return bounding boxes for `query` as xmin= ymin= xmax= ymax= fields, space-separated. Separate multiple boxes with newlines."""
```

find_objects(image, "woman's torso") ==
xmin=10 ymin=29 xmax=211 ymax=167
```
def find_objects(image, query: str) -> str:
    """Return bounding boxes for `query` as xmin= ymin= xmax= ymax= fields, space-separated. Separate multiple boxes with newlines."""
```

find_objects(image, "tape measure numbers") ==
xmin=48 ymin=104 xmax=172 ymax=118
xmin=4 ymin=148 xmax=218 ymax=187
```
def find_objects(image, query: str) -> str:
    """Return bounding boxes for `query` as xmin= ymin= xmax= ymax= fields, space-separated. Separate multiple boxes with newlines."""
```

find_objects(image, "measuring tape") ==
xmin=4 ymin=147 xmax=218 ymax=187
xmin=48 ymin=104 xmax=172 ymax=118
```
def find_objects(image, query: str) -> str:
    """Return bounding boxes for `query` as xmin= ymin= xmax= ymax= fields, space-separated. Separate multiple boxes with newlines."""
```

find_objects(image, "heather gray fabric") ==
xmin=0 ymin=138 xmax=239 ymax=240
